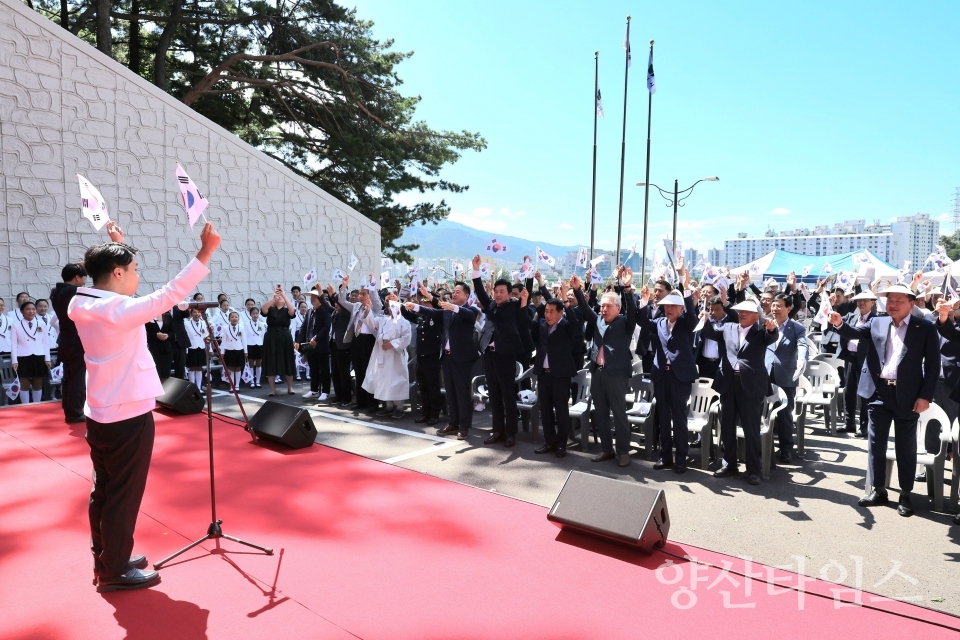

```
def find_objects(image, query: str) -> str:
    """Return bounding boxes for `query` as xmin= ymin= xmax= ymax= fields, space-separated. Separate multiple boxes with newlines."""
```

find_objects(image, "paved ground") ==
xmin=26 ymin=374 xmax=959 ymax=617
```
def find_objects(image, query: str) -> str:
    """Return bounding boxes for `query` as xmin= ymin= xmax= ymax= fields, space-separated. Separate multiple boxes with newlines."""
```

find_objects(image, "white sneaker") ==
xmin=318 ymin=393 xmax=328 ymax=402
xmin=302 ymin=391 xmax=318 ymax=399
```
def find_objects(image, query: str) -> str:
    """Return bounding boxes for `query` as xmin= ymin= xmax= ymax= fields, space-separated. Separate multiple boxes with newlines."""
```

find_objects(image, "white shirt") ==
xmin=10 ymin=317 xmax=51 ymax=363
xmin=0 ymin=314 xmax=10 ymax=352
xmin=847 ymin=314 xmax=871 ymax=353
xmin=37 ymin=313 xmax=59 ymax=346
xmin=702 ymin=319 xmax=721 ymax=359
xmin=220 ymin=323 xmax=245 ymax=352
xmin=245 ymin=318 xmax=266 ymax=347
xmin=733 ymin=324 xmax=751 ymax=371
xmin=880 ymin=318 xmax=909 ymax=381
xmin=184 ymin=318 xmax=208 ymax=350
xmin=5 ymin=308 xmax=24 ymax=323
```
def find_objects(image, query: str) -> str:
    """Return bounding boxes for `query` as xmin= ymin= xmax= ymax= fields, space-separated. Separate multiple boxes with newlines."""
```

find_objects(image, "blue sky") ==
xmin=349 ymin=0 xmax=960 ymax=255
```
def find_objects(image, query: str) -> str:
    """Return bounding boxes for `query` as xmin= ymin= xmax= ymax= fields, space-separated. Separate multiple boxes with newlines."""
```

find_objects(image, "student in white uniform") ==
xmin=241 ymin=298 xmax=257 ymax=333
xmin=68 ymin=221 xmax=219 ymax=592
xmin=361 ymin=294 xmax=412 ymax=418
xmin=212 ymin=298 xmax=232 ymax=335
xmin=245 ymin=306 xmax=266 ymax=387
xmin=34 ymin=298 xmax=60 ymax=346
xmin=6 ymin=292 xmax=30 ymax=322
xmin=291 ymin=301 xmax=307 ymax=380
xmin=220 ymin=311 xmax=246 ymax=390
xmin=184 ymin=308 xmax=208 ymax=388
xmin=0 ymin=299 xmax=11 ymax=358
xmin=11 ymin=301 xmax=52 ymax=403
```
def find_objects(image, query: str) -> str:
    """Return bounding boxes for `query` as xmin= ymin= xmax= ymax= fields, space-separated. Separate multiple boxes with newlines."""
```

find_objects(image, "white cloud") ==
xmin=499 ymin=208 xmax=527 ymax=219
xmin=559 ymin=223 xmax=574 ymax=230
xmin=448 ymin=210 xmax=507 ymax=233
xmin=769 ymin=207 xmax=791 ymax=216
xmin=472 ymin=207 xmax=493 ymax=218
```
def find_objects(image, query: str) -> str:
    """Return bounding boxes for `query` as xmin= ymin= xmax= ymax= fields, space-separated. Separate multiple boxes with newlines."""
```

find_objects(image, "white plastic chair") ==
xmin=793 ymin=376 xmax=812 ymax=455
xmin=625 ymin=373 xmax=657 ymax=460
xmin=687 ymin=382 xmax=720 ymax=470
xmin=802 ymin=360 xmax=841 ymax=436
xmin=569 ymin=369 xmax=593 ymax=450
xmin=515 ymin=366 xmax=539 ymax=443
xmin=883 ymin=403 xmax=952 ymax=511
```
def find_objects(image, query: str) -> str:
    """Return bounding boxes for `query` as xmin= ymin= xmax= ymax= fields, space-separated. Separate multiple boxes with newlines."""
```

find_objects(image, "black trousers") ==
xmin=307 ymin=349 xmax=331 ymax=394
xmin=931 ymin=380 xmax=959 ymax=453
xmin=332 ymin=346 xmax=352 ymax=403
xmin=866 ymin=384 xmax=918 ymax=493
xmin=774 ymin=383 xmax=796 ymax=452
xmin=417 ymin=352 xmax=443 ymax=418
xmin=483 ymin=350 xmax=519 ymax=436
xmin=60 ymin=350 xmax=86 ymax=420
xmin=172 ymin=344 xmax=187 ymax=380
xmin=844 ymin=358 xmax=867 ymax=434
xmin=696 ymin=355 xmax=720 ymax=380
xmin=654 ymin=370 xmax=692 ymax=466
xmin=720 ymin=375 xmax=763 ymax=476
xmin=351 ymin=334 xmax=376 ymax=407
xmin=591 ymin=369 xmax=631 ymax=455
xmin=538 ymin=371 xmax=571 ymax=449
xmin=443 ymin=355 xmax=475 ymax=432
xmin=86 ymin=411 xmax=155 ymax=578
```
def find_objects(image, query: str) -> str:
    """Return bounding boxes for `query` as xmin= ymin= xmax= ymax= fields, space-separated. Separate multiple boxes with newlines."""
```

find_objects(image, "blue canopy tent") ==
xmin=731 ymin=249 xmax=897 ymax=285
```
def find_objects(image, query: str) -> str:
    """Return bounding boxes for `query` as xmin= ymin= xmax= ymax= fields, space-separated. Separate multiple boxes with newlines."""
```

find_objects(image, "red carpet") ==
xmin=1 ymin=403 xmax=958 ymax=640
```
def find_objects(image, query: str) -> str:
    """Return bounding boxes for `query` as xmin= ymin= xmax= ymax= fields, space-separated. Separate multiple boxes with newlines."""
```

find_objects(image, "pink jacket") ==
xmin=69 ymin=258 xmax=210 ymax=422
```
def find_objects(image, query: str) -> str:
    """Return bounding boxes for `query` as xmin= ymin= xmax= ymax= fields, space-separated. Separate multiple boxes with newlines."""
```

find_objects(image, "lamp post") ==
xmin=636 ymin=176 xmax=718 ymax=276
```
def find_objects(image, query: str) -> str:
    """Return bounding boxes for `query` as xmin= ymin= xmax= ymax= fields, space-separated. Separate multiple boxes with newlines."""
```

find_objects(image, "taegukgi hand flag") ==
xmin=536 ymin=247 xmax=556 ymax=267
xmin=576 ymin=247 xmax=589 ymax=269
xmin=647 ymin=47 xmax=656 ymax=94
xmin=175 ymin=163 xmax=209 ymax=228
xmin=77 ymin=174 xmax=109 ymax=231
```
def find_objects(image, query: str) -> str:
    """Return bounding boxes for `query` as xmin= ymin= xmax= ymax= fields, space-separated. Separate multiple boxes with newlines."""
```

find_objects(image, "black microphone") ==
xmin=177 ymin=301 xmax=219 ymax=311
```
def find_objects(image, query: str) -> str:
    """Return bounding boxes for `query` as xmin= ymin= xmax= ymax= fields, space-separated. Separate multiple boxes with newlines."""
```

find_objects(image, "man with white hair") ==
xmin=573 ymin=266 xmax=637 ymax=467
xmin=637 ymin=264 xmax=699 ymax=473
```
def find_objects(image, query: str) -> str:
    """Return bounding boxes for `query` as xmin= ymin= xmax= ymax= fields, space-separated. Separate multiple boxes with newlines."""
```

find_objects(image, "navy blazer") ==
xmin=418 ymin=305 xmax=479 ymax=364
xmin=473 ymin=277 xmax=524 ymax=356
xmin=700 ymin=321 xmax=778 ymax=399
xmin=575 ymin=286 xmax=637 ymax=378
xmin=934 ymin=319 xmax=960 ymax=402
xmin=836 ymin=314 xmax=940 ymax=410
xmin=837 ymin=309 xmax=878 ymax=363
xmin=525 ymin=306 xmax=579 ymax=378
xmin=766 ymin=319 xmax=809 ymax=389
xmin=638 ymin=294 xmax=699 ymax=384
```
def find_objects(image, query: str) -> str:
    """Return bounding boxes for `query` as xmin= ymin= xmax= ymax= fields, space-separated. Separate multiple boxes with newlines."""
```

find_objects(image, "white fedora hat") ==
xmin=657 ymin=293 xmax=685 ymax=306
xmin=878 ymin=284 xmax=917 ymax=298
xmin=851 ymin=290 xmax=878 ymax=301
xmin=731 ymin=300 xmax=761 ymax=313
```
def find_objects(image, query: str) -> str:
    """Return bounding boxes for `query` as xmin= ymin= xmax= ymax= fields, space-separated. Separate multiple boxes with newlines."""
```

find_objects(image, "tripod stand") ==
xmin=155 ymin=313 xmax=273 ymax=569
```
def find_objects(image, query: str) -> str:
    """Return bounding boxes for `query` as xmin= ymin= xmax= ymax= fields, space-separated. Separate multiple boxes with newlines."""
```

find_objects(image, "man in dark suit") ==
xmin=407 ymin=282 xmax=479 ymax=438
xmin=699 ymin=299 xmax=778 ymax=485
xmin=637 ymin=265 xmax=699 ymax=473
xmin=829 ymin=284 xmax=941 ymax=517
xmin=50 ymin=262 xmax=89 ymax=423
xmin=536 ymin=272 xmax=586 ymax=370
xmin=573 ymin=265 xmax=638 ymax=467
xmin=695 ymin=294 xmax=738 ymax=380
xmin=472 ymin=255 xmax=525 ymax=447
xmin=837 ymin=290 xmax=879 ymax=437
xmin=635 ymin=279 xmax=673 ymax=374
xmin=766 ymin=293 xmax=809 ymax=463
xmin=933 ymin=297 xmax=960 ymax=525
xmin=522 ymin=280 xmax=579 ymax=458
xmin=298 ymin=289 xmax=333 ymax=401
xmin=401 ymin=284 xmax=444 ymax=425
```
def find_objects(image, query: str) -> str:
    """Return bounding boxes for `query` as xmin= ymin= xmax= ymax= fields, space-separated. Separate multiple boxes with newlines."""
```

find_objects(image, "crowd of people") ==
xmin=3 ymin=240 xmax=958 ymax=523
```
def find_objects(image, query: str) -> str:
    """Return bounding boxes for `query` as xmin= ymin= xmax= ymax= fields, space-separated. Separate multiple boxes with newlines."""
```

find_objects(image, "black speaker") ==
xmin=156 ymin=378 xmax=204 ymax=415
xmin=547 ymin=470 xmax=670 ymax=552
xmin=249 ymin=401 xmax=317 ymax=449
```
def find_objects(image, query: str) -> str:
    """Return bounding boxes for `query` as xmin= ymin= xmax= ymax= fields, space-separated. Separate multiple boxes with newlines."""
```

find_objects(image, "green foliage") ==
xmin=940 ymin=233 xmax=960 ymax=261
xmin=26 ymin=0 xmax=485 ymax=263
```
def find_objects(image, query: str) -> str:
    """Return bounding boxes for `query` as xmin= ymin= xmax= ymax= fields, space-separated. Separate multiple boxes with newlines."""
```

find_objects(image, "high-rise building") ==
xmin=890 ymin=213 xmax=939 ymax=270
xmin=683 ymin=248 xmax=701 ymax=267
xmin=707 ymin=248 xmax=724 ymax=267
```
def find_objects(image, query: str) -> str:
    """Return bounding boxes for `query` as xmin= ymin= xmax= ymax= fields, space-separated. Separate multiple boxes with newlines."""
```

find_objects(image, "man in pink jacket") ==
xmin=69 ymin=222 xmax=220 ymax=592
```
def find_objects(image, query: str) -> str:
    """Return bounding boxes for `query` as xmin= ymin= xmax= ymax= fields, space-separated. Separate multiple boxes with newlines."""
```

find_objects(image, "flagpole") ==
xmin=640 ymin=40 xmax=654 ymax=284
xmin=615 ymin=15 xmax=631 ymax=264
xmin=590 ymin=50 xmax=599 ymax=262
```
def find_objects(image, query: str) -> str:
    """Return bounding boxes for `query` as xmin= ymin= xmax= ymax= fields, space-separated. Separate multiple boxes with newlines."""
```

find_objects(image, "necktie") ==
xmin=28 ymin=322 xmax=32 ymax=330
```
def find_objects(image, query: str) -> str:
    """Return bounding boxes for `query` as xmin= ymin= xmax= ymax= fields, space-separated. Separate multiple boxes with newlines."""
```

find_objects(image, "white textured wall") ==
xmin=0 ymin=0 xmax=380 ymax=305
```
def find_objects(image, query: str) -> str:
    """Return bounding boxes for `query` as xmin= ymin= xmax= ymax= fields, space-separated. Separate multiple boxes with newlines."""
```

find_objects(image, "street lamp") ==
xmin=636 ymin=176 xmax=718 ymax=270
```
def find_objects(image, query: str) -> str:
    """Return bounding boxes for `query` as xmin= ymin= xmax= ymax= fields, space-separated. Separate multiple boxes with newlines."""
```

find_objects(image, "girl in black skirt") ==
xmin=183 ymin=308 xmax=208 ymax=389
xmin=10 ymin=301 xmax=52 ymax=403
xmin=245 ymin=306 xmax=266 ymax=387
xmin=145 ymin=312 xmax=173 ymax=381
xmin=220 ymin=311 xmax=246 ymax=390
xmin=261 ymin=284 xmax=296 ymax=396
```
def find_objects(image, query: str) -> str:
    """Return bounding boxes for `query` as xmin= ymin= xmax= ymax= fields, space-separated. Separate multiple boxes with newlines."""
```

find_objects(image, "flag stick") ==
xmin=590 ymin=51 xmax=599 ymax=263
xmin=615 ymin=16 xmax=631 ymax=263
xmin=640 ymin=40 xmax=654 ymax=284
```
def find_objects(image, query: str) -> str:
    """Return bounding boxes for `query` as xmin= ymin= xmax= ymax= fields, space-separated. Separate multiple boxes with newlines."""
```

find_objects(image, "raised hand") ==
xmin=763 ymin=317 xmax=777 ymax=332
xmin=519 ymin=287 xmax=529 ymax=306
xmin=326 ymin=283 xmax=335 ymax=296
xmin=196 ymin=222 xmax=221 ymax=265
xmin=419 ymin=284 xmax=430 ymax=298
xmin=342 ymin=274 xmax=350 ymax=286
xmin=472 ymin=254 xmax=482 ymax=271
xmin=439 ymin=301 xmax=456 ymax=312
xmin=640 ymin=284 xmax=651 ymax=303
xmin=534 ymin=270 xmax=543 ymax=284
xmin=106 ymin=220 xmax=125 ymax=243
xmin=937 ymin=297 xmax=953 ymax=321
xmin=404 ymin=301 xmax=416 ymax=311
xmin=570 ymin=274 xmax=582 ymax=291
xmin=827 ymin=311 xmax=842 ymax=327
xmin=621 ymin=267 xmax=634 ymax=288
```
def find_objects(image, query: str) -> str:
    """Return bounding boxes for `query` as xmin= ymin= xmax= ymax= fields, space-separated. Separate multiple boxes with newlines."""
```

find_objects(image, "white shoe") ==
xmin=302 ymin=391 xmax=318 ymax=399
xmin=318 ymin=393 xmax=328 ymax=402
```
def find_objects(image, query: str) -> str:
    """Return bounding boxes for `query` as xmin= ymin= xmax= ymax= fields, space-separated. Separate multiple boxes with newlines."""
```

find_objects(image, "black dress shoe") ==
xmin=853 ymin=431 xmax=867 ymax=439
xmin=653 ymin=460 xmax=674 ymax=470
xmin=414 ymin=415 xmax=430 ymax=423
xmin=915 ymin=471 xmax=927 ymax=482
xmin=897 ymin=493 xmax=914 ymax=517
xmin=457 ymin=431 xmax=469 ymax=440
xmin=93 ymin=555 xmax=149 ymax=585
xmin=555 ymin=448 xmax=567 ymax=459
xmin=535 ymin=444 xmax=557 ymax=454
xmin=484 ymin=432 xmax=505 ymax=444
xmin=66 ymin=416 xmax=86 ymax=424
xmin=858 ymin=489 xmax=889 ymax=507
xmin=437 ymin=424 xmax=459 ymax=436
xmin=713 ymin=466 xmax=738 ymax=478
xmin=592 ymin=451 xmax=616 ymax=462
xmin=953 ymin=513 xmax=960 ymax=526
xmin=96 ymin=568 xmax=161 ymax=593
xmin=427 ymin=418 xmax=439 ymax=426
xmin=673 ymin=465 xmax=687 ymax=474
xmin=778 ymin=450 xmax=792 ymax=464
xmin=504 ymin=436 xmax=516 ymax=447
xmin=747 ymin=474 xmax=761 ymax=486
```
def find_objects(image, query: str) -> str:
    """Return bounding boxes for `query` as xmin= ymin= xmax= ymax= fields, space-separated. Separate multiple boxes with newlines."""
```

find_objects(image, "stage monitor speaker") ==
xmin=249 ymin=401 xmax=317 ymax=449
xmin=547 ymin=470 xmax=669 ymax=552
xmin=156 ymin=377 xmax=204 ymax=415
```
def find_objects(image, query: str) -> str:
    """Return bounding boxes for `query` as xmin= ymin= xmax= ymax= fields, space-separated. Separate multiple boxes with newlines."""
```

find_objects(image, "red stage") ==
xmin=1 ymin=403 xmax=958 ymax=639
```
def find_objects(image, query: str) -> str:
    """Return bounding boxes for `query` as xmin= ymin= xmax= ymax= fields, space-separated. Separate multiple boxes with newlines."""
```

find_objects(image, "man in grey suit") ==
xmin=767 ymin=293 xmax=809 ymax=463
xmin=829 ymin=284 xmax=940 ymax=517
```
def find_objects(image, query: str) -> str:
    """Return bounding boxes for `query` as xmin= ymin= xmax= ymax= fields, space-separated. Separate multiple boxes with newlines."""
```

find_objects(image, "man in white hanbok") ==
xmin=361 ymin=296 xmax=412 ymax=419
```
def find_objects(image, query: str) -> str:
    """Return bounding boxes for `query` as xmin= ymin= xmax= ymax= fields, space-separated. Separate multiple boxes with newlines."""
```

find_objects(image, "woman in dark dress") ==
xmin=261 ymin=285 xmax=296 ymax=396
xmin=146 ymin=311 xmax=174 ymax=382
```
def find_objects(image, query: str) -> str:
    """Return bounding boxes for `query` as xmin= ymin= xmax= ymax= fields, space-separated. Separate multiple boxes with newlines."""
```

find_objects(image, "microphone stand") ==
xmin=155 ymin=313 xmax=273 ymax=569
